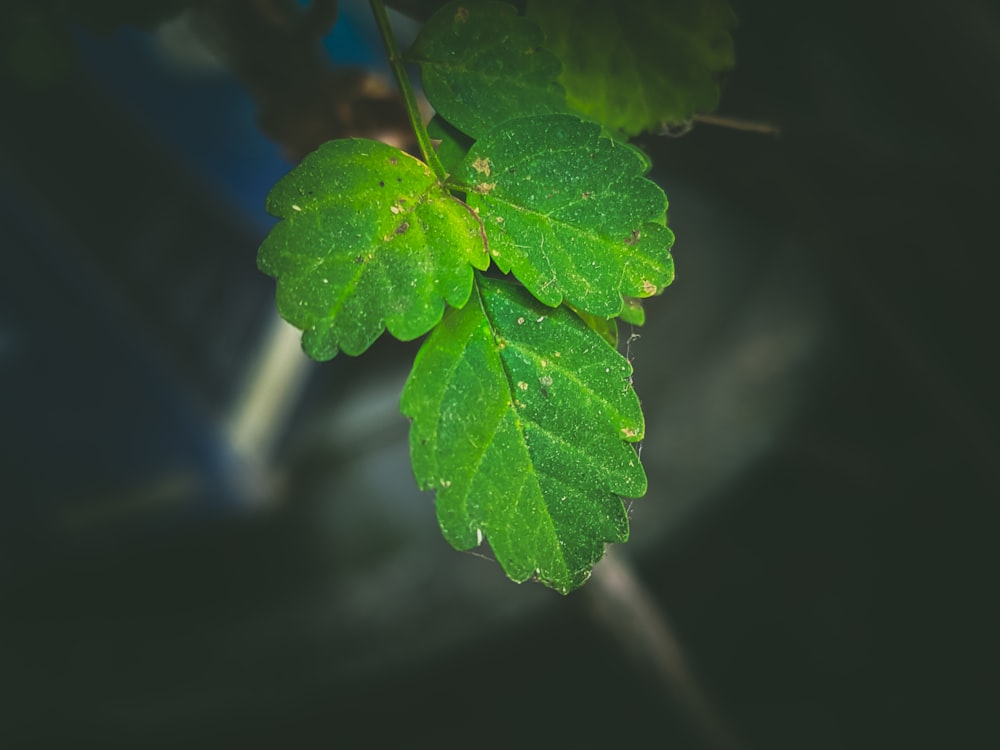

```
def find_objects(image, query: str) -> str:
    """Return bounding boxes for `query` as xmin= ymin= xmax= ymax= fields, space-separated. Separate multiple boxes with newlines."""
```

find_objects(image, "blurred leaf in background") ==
xmin=527 ymin=0 xmax=736 ymax=135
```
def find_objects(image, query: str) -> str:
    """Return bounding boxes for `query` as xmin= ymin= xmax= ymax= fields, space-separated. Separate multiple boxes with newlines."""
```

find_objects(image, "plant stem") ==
xmin=693 ymin=112 xmax=782 ymax=137
xmin=369 ymin=0 xmax=447 ymax=180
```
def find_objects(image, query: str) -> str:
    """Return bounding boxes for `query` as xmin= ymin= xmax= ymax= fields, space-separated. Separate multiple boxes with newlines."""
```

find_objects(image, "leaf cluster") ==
xmin=259 ymin=0 xmax=732 ymax=592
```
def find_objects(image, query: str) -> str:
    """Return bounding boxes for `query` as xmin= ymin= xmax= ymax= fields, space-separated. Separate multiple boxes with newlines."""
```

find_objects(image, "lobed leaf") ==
xmin=457 ymin=113 xmax=674 ymax=317
xmin=527 ymin=0 xmax=737 ymax=135
xmin=258 ymin=139 xmax=488 ymax=360
xmin=410 ymin=0 xmax=567 ymax=140
xmin=401 ymin=276 xmax=646 ymax=594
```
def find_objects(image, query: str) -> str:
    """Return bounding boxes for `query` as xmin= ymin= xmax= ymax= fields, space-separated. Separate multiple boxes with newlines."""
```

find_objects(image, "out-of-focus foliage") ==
xmin=410 ymin=0 xmax=566 ymax=140
xmin=527 ymin=0 xmax=736 ymax=135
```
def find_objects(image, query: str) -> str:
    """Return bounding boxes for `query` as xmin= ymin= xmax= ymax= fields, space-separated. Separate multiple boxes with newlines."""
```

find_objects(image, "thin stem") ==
xmin=693 ymin=112 xmax=782 ymax=137
xmin=369 ymin=0 xmax=447 ymax=180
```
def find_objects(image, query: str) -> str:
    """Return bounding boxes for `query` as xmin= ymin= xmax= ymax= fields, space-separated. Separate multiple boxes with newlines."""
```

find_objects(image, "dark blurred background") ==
xmin=1 ymin=1 xmax=997 ymax=748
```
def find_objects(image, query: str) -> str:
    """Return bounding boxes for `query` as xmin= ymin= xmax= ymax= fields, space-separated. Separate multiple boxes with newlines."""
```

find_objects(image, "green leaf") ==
xmin=410 ymin=0 xmax=567 ymax=140
xmin=569 ymin=306 xmax=619 ymax=348
xmin=456 ymin=113 xmax=674 ymax=317
xmin=427 ymin=114 xmax=472 ymax=177
xmin=401 ymin=276 xmax=646 ymax=594
xmin=258 ymin=139 xmax=488 ymax=360
xmin=527 ymin=0 xmax=737 ymax=135
xmin=618 ymin=297 xmax=646 ymax=326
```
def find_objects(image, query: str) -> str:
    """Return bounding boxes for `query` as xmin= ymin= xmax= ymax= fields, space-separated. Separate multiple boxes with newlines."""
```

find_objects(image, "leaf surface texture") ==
xmin=259 ymin=139 xmax=488 ymax=359
xmin=402 ymin=276 xmax=646 ymax=593
xmin=458 ymin=114 xmax=674 ymax=317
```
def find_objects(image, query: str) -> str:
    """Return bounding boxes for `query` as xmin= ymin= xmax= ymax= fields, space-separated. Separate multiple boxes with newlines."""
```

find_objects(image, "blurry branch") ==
xmin=693 ymin=112 xmax=782 ymax=136
xmin=586 ymin=548 xmax=745 ymax=750
xmin=659 ymin=113 xmax=781 ymax=139
xmin=194 ymin=0 xmax=413 ymax=161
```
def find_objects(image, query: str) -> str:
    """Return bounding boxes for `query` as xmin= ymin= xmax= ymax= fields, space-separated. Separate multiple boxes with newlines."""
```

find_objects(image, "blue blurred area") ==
xmin=0 ymin=159 xmax=238 ymax=551
xmin=75 ymin=28 xmax=287 ymax=230
xmin=0 ymin=11 xmax=381 ymax=574
xmin=70 ymin=8 xmax=381 ymax=229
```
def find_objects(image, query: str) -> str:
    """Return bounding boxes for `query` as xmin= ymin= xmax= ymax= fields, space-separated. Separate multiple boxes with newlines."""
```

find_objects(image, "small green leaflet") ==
xmin=618 ymin=297 xmax=646 ymax=326
xmin=456 ymin=113 xmax=674 ymax=318
xmin=427 ymin=114 xmax=472 ymax=177
xmin=410 ymin=0 xmax=566 ymax=140
xmin=401 ymin=276 xmax=645 ymax=594
xmin=258 ymin=139 xmax=488 ymax=360
xmin=527 ymin=0 xmax=737 ymax=135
